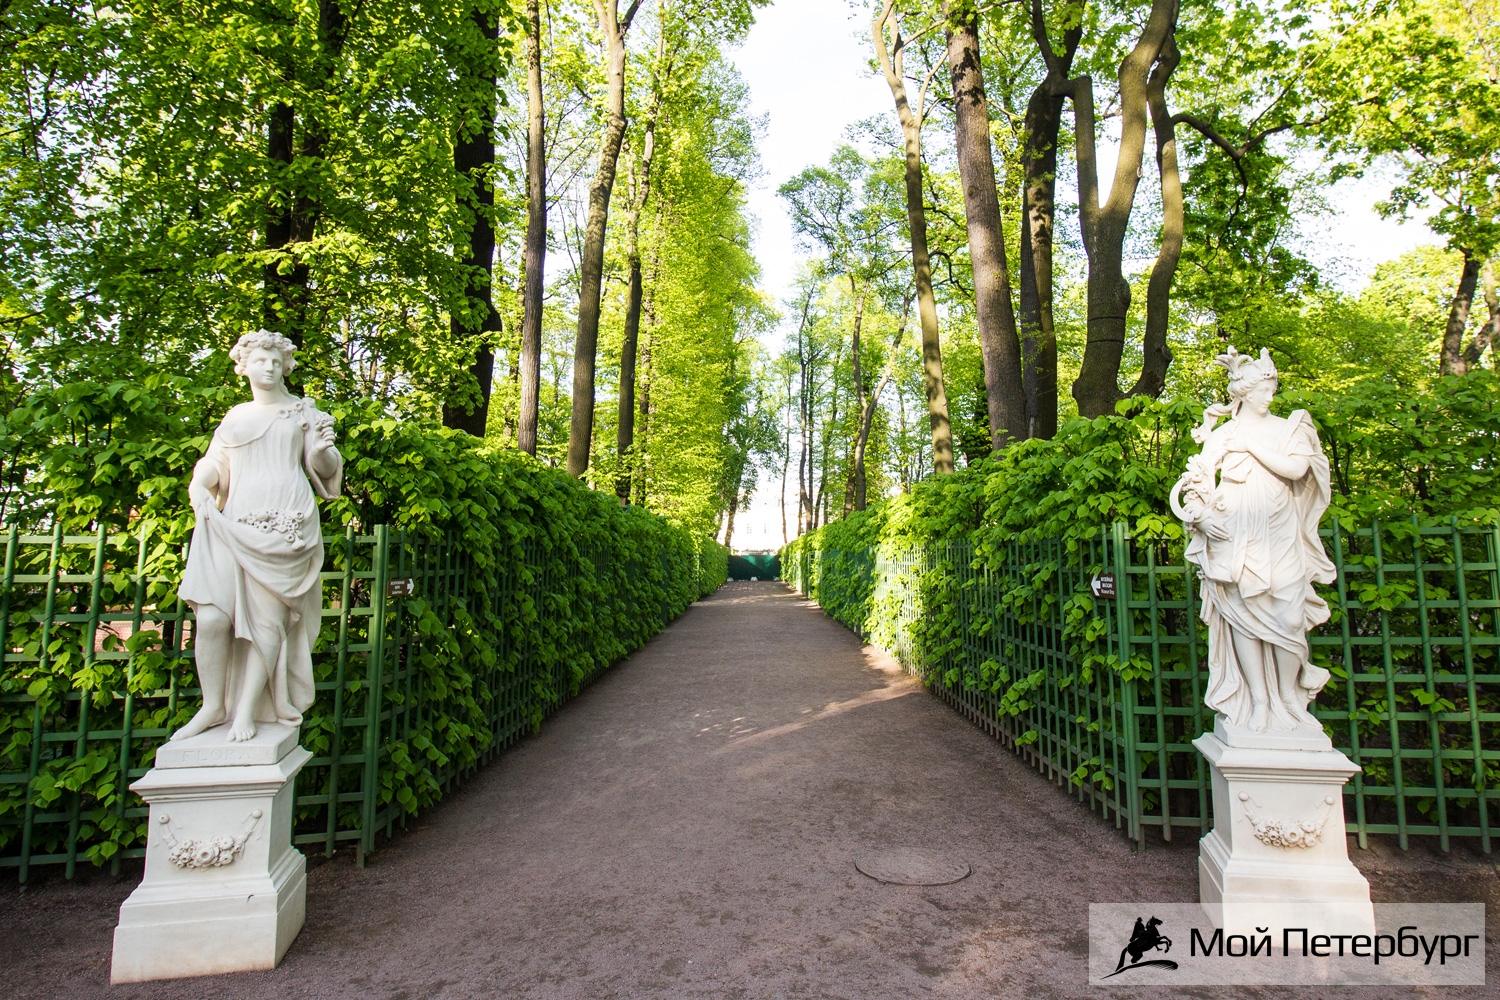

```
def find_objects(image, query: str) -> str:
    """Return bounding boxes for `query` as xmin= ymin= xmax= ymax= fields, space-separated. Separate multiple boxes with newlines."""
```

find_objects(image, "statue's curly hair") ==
xmin=229 ymin=330 xmax=298 ymax=375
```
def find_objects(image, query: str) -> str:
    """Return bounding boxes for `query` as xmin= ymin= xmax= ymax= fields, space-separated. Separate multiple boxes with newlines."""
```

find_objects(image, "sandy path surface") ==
xmin=3 ymin=581 xmax=1495 ymax=999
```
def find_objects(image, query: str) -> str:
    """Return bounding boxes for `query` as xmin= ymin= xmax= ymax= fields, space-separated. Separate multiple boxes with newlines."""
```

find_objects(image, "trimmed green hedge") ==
xmin=1 ymin=385 xmax=726 ymax=874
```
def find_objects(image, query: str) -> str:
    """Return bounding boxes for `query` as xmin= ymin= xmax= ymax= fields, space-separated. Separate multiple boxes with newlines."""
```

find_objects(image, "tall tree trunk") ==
xmin=1441 ymin=249 xmax=1483 ymax=376
xmin=501 ymin=359 xmax=519 ymax=443
xmin=722 ymin=461 xmax=748 ymax=549
xmin=264 ymin=95 xmax=300 ymax=339
xmin=517 ymin=0 xmax=547 ymax=456
xmin=277 ymin=0 xmax=352 ymax=348
xmin=1128 ymin=32 xmax=1181 ymax=399
xmin=817 ymin=339 xmax=842 ymax=527
xmin=1463 ymin=261 xmax=1498 ymax=370
xmin=799 ymin=350 xmax=812 ymax=534
xmin=798 ymin=364 xmax=809 ymax=534
xmin=1019 ymin=3 xmax=1081 ymax=440
xmin=443 ymin=6 xmax=502 ymax=436
xmin=617 ymin=23 xmax=666 ymax=498
xmin=261 ymin=2 xmax=311 ymax=345
xmin=633 ymin=251 xmax=661 ymax=507
xmin=855 ymin=291 xmax=912 ymax=510
xmin=627 ymin=226 xmax=664 ymax=501
xmin=946 ymin=2 xmax=1024 ymax=450
xmin=617 ymin=251 xmax=643 ymax=492
xmin=849 ymin=279 xmax=870 ymax=509
xmin=567 ymin=0 xmax=642 ymax=477
xmin=894 ymin=375 xmax=912 ymax=492
xmin=779 ymin=367 xmax=792 ymax=544
xmin=1057 ymin=0 xmax=1177 ymax=417
xmin=874 ymin=3 xmax=954 ymax=475
xmin=723 ymin=499 xmax=737 ymax=549
xmin=635 ymin=321 xmax=654 ymax=505
xmin=804 ymin=347 xmax=816 ymax=536
xmin=792 ymin=288 xmax=815 ymax=534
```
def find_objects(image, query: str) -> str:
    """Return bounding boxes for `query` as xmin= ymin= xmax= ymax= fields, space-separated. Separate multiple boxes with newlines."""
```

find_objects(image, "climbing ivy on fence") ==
xmin=785 ymin=383 xmax=1500 ymax=849
xmin=787 ymin=397 xmax=1205 ymax=682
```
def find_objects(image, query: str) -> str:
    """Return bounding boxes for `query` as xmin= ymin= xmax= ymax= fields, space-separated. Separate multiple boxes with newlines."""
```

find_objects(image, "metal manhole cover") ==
xmin=854 ymin=847 xmax=971 ymax=886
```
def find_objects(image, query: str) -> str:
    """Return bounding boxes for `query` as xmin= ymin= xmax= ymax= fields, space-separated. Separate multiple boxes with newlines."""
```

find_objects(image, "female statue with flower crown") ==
xmin=1170 ymin=347 xmax=1336 ymax=738
xmin=171 ymin=331 xmax=342 ymax=743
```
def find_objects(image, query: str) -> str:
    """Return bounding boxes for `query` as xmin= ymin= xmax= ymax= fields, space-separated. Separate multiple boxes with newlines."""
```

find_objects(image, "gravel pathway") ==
xmin=3 ymin=581 xmax=1495 ymax=999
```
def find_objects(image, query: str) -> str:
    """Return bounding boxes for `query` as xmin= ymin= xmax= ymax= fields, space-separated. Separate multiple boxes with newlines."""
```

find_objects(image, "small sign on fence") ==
xmin=387 ymin=578 xmax=417 ymax=598
xmin=1091 ymin=573 xmax=1117 ymax=599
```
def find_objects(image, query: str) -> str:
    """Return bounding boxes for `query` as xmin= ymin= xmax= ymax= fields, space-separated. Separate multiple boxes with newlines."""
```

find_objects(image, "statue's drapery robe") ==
xmin=180 ymin=398 xmax=341 ymax=727
xmin=1186 ymin=409 xmax=1334 ymax=729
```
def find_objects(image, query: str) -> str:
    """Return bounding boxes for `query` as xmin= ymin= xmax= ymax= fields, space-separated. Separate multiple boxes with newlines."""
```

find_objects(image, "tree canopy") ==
xmin=3 ymin=0 xmax=1497 ymax=548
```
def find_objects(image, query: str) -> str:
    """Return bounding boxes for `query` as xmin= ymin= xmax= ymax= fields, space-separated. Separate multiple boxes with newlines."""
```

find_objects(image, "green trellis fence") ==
xmin=1 ymin=522 xmax=708 ymax=882
xmin=788 ymin=519 xmax=1500 ymax=852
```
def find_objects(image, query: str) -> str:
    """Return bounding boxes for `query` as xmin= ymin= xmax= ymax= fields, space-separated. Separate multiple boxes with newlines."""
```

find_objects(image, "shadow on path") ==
xmin=2 ymin=581 xmax=1495 ymax=999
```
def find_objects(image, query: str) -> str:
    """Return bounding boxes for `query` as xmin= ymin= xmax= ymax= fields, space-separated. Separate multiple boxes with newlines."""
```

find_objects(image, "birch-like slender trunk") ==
xmin=874 ymin=2 xmax=954 ymax=475
xmin=631 ymin=240 xmax=665 ymax=505
xmin=817 ymin=338 xmax=843 ymax=527
xmin=517 ymin=0 xmax=547 ymax=455
xmin=798 ymin=360 xmax=809 ymax=534
xmin=848 ymin=279 xmax=871 ymax=509
xmin=566 ymin=0 xmax=642 ymax=476
xmin=791 ymin=288 xmax=816 ymax=534
xmin=855 ymin=291 xmax=913 ymax=508
xmin=779 ymin=366 xmax=792 ymax=544
xmin=617 ymin=22 xmax=667 ymax=497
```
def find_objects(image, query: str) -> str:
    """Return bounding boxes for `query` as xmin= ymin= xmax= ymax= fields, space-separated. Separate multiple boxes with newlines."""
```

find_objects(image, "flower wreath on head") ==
xmin=229 ymin=330 xmax=298 ymax=375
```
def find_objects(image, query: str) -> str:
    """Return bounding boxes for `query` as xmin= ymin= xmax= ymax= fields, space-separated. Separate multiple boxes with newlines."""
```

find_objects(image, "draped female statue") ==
xmin=171 ymin=331 xmax=342 ymax=743
xmin=1170 ymin=347 xmax=1335 ymax=736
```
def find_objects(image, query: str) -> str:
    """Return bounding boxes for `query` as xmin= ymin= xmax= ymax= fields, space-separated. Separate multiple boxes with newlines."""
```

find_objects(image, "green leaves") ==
xmin=1307 ymin=0 xmax=1500 ymax=260
xmin=786 ymin=369 xmax=1500 ymax=785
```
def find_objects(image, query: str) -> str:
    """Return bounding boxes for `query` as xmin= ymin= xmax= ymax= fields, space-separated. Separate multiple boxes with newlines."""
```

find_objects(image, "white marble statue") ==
xmin=1170 ymin=347 xmax=1336 ymax=735
xmin=172 ymin=331 xmax=342 ymax=743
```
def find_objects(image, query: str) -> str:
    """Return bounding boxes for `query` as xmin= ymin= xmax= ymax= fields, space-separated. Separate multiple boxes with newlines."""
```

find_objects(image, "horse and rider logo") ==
xmin=1104 ymin=915 xmax=1178 ymax=977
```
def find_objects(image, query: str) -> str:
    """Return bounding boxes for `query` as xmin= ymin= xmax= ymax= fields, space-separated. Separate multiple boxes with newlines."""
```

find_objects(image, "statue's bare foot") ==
xmin=1248 ymin=704 xmax=1269 ymax=732
xmin=170 ymin=706 xmax=225 ymax=741
xmin=226 ymin=715 xmax=257 ymax=742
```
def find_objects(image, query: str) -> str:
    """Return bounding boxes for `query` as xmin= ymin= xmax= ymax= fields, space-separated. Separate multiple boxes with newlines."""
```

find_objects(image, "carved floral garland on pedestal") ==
xmin=1239 ymin=792 xmax=1336 ymax=849
xmin=157 ymin=809 xmax=263 ymax=869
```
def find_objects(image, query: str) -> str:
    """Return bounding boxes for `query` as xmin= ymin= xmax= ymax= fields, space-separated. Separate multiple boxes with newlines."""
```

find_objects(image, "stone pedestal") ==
xmin=111 ymin=724 xmax=310 ymax=984
xmin=1196 ymin=721 xmax=1373 ymax=939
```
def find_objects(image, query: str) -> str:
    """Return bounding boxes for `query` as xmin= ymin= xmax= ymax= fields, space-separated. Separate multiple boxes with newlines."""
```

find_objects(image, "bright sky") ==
xmin=734 ymin=3 xmax=892 ymax=321
xmin=723 ymin=0 xmax=1437 ymax=554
